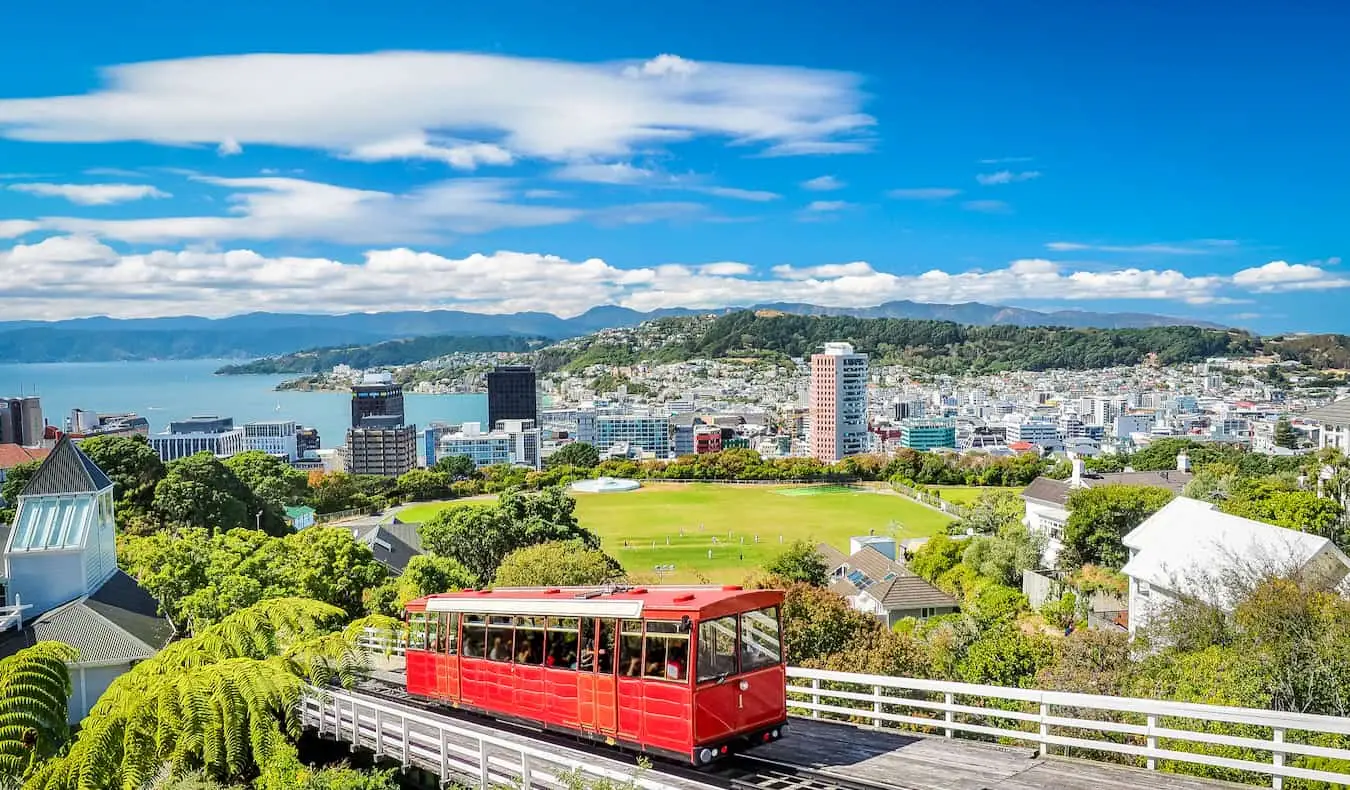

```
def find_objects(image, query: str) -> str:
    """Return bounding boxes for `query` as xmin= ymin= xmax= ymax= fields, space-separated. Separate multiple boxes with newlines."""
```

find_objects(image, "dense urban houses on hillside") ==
xmin=1121 ymin=497 xmax=1350 ymax=638
xmin=0 ymin=437 xmax=173 ymax=722
xmin=809 ymin=342 xmax=869 ymax=462
xmin=1021 ymin=455 xmax=1194 ymax=565
xmin=818 ymin=537 xmax=959 ymax=626
xmin=487 ymin=365 xmax=539 ymax=426
xmin=1305 ymin=398 xmax=1350 ymax=454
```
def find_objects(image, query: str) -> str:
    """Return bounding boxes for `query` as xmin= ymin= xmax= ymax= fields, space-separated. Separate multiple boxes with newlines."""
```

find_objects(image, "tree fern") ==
xmin=0 ymin=643 xmax=76 ymax=784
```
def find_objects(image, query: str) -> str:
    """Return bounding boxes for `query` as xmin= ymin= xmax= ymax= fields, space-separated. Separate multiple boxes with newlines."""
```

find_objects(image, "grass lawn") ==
xmin=393 ymin=483 xmax=954 ymax=583
xmin=925 ymin=485 xmax=1021 ymax=507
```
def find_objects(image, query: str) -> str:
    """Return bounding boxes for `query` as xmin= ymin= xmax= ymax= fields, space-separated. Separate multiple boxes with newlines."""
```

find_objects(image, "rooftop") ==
xmin=20 ymin=437 xmax=112 ymax=497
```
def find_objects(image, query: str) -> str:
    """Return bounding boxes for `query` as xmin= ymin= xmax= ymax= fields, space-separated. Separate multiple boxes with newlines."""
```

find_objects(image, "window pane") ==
xmin=408 ymin=613 xmax=429 ymax=651
xmin=643 ymin=621 xmax=690 ymax=681
xmin=697 ymin=616 xmax=738 ymax=682
xmin=487 ymin=615 xmax=514 ymax=662
xmin=547 ymin=617 xmax=579 ymax=669
xmin=597 ymin=619 xmax=616 ymax=674
xmin=515 ymin=616 xmax=545 ymax=665
xmin=740 ymin=607 xmax=782 ymax=672
xmin=444 ymin=613 xmax=458 ymax=655
xmin=619 ymin=619 xmax=644 ymax=677
xmin=462 ymin=613 xmax=487 ymax=658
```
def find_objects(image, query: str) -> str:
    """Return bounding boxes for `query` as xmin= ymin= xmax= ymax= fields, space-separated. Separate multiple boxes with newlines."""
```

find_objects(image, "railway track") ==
xmin=346 ymin=677 xmax=920 ymax=790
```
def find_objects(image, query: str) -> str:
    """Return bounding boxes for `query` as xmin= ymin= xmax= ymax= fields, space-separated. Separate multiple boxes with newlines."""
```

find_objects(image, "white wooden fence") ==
xmin=302 ymin=686 xmax=699 ymax=790
xmin=355 ymin=629 xmax=1350 ymax=788
xmin=788 ymin=666 xmax=1350 ymax=789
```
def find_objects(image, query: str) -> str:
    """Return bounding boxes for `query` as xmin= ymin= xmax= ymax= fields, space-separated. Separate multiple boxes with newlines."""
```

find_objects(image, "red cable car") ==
xmin=404 ymin=585 xmax=787 ymax=765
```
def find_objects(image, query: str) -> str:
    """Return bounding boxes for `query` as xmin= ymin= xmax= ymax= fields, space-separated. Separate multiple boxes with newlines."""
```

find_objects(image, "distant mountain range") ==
xmin=0 ymin=301 xmax=1228 ymax=364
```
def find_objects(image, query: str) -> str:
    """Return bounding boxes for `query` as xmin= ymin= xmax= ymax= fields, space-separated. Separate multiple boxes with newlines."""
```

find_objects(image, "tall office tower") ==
xmin=0 ymin=397 xmax=43 ymax=446
xmin=350 ymin=372 xmax=405 ymax=428
xmin=487 ymin=365 xmax=538 ymax=426
xmin=808 ymin=342 xmax=869 ymax=462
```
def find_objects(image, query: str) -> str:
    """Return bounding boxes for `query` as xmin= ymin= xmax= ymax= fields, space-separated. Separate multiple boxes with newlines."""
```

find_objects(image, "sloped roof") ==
xmin=815 ymin=543 xmax=847 ymax=572
xmin=1122 ymin=497 xmax=1350 ymax=605
xmin=1305 ymin=399 xmax=1350 ymax=427
xmin=1021 ymin=469 xmax=1193 ymax=507
xmin=358 ymin=521 xmax=424 ymax=574
xmin=0 ymin=444 xmax=50 ymax=471
xmin=20 ymin=437 xmax=112 ymax=497
xmin=869 ymin=574 xmax=958 ymax=610
xmin=0 ymin=570 xmax=173 ymax=664
xmin=846 ymin=545 xmax=900 ymax=582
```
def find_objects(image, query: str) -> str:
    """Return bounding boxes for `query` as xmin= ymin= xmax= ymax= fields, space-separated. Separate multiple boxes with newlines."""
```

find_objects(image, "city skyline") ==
xmin=1 ymin=2 xmax=1348 ymax=332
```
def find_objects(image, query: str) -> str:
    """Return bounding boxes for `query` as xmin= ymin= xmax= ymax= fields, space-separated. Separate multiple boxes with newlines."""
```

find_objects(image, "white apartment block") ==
xmin=149 ymin=427 xmax=245 ymax=462
xmin=243 ymin=420 xmax=299 ymax=461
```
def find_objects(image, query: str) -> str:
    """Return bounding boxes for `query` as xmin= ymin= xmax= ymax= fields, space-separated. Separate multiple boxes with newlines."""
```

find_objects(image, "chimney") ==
xmin=1177 ymin=451 xmax=1191 ymax=473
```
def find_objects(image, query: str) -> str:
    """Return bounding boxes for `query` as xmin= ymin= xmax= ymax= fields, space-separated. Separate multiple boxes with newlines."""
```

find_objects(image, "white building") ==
xmin=439 ymin=419 xmax=541 ymax=470
xmin=148 ymin=426 xmax=245 ymax=462
xmin=1121 ymin=497 xmax=1350 ymax=637
xmin=1113 ymin=412 xmax=1154 ymax=439
xmin=243 ymin=420 xmax=299 ymax=461
xmin=594 ymin=414 xmax=671 ymax=458
xmin=1305 ymin=399 xmax=1350 ymax=454
xmin=1008 ymin=418 xmax=1059 ymax=448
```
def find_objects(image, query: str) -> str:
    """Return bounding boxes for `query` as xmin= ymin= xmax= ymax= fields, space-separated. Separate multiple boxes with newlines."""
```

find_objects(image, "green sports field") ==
xmin=924 ymin=486 xmax=1021 ymax=506
xmin=394 ymin=484 xmax=954 ymax=584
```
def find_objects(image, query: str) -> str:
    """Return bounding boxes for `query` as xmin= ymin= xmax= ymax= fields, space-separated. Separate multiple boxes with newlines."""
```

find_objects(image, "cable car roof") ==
xmin=408 ymin=585 xmax=780 ymax=618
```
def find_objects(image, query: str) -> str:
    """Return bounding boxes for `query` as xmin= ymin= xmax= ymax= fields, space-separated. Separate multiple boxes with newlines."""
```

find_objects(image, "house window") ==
xmin=920 ymin=607 xmax=940 ymax=619
xmin=1138 ymin=581 xmax=1151 ymax=598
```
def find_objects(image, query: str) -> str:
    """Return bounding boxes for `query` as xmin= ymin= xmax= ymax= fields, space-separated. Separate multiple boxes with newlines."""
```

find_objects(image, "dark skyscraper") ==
xmin=487 ymin=366 xmax=537 ymax=426
xmin=0 ymin=397 xmax=43 ymax=447
xmin=350 ymin=372 xmax=405 ymax=428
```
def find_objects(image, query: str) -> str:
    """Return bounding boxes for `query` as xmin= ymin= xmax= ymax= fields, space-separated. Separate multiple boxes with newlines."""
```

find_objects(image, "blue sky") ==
xmin=0 ymin=1 xmax=1346 ymax=332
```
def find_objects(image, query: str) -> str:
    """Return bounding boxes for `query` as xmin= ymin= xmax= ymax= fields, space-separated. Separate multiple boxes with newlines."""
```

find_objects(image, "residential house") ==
xmin=818 ymin=537 xmax=959 ymax=627
xmin=1021 ymin=455 xmax=1193 ymax=565
xmin=285 ymin=505 xmax=317 ymax=531
xmin=0 ymin=438 xmax=174 ymax=722
xmin=356 ymin=521 xmax=424 ymax=574
xmin=0 ymin=443 xmax=51 ymax=493
xmin=1121 ymin=496 xmax=1350 ymax=637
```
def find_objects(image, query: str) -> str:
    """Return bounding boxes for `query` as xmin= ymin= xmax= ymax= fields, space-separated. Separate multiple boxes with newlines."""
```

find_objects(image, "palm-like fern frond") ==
xmin=0 ymin=643 xmax=76 ymax=784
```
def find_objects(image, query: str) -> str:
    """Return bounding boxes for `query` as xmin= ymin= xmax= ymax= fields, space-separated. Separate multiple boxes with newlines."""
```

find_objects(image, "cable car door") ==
xmin=578 ymin=618 xmax=618 ymax=736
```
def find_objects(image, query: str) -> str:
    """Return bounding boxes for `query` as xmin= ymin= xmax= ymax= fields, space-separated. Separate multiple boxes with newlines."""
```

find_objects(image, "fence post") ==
xmin=440 ymin=730 xmax=450 ymax=781
xmin=944 ymin=692 xmax=954 ymax=739
xmin=1146 ymin=714 xmax=1157 ymax=771
xmin=401 ymin=715 xmax=410 ymax=768
xmin=811 ymin=677 xmax=821 ymax=719
xmin=1038 ymin=702 xmax=1049 ymax=757
xmin=478 ymin=738 xmax=491 ymax=789
xmin=520 ymin=751 xmax=533 ymax=789
xmin=1272 ymin=727 xmax=1285 ymax=790
xmin=373 ymin=709 xmax=384 ymax=757
xmin=872 ymin=685 xmax=883 ymax=728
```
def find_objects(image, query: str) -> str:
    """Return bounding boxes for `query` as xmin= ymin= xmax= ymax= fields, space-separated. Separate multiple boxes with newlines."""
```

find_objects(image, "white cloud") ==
xmin=805 ymin=200 xmax=851 ymax=212
xmin=590 ymin=202 xmax=707 ymax=226
xmin=0 ymin=52 xmax=872 ymax=165
xmin=346 ymin=134 xmax=514 ymax=170
xmin=694 ymin=186 xmax=779 ymax=202
xmin=554 ymin=162 xmax=657 ymax=185
xmin=978 ymin=156 xmax=1033 ymax=164
xmin=976 ymin=170 xmax=1041 ymax=185
xmin=217 ymin=138 xmax=242 ymax=156
xmin=801 ymin=175 xmax=844 ymax=191
xmin=0 ymin=220 xmax=39 ymax=238
xmin=0 ymin=239 xmax=1254 ymax=320
xmin=1047 ymin=240 xmax=1236 ymax=255
xmin=962 ymin=199 xmax=1011 ymax=214
xmin=887 ymin=188 xmax=960 ymax=200
xmin=1231 ymin=261 xmax=1350 ymax=292
xmin=9 ymin=182 xmax=170 ymax=205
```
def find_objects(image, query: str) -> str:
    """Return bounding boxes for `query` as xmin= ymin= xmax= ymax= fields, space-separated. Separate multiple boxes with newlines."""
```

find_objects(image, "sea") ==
xmin=0 ymin=359 xmax=487 ymax=453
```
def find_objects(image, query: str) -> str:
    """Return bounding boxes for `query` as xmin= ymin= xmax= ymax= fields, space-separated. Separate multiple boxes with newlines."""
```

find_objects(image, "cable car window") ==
xmin=740 ymin=606 xmax=782 ymax=672
xmin=643 ymin=620 xmax=689 ymax=681
xmin=408 ymin=612 xmax=429 ymax=651
xmin=546 ymin=617 xmax=579 ymax=669
xmin=578 ymin=618 xmax=596 ymax=671
xmin=461 ymin=614 xmax=487 ymax=658
xmin=597 ymin=619 xmax=616 ymax=674
xmin=487 ymin=616 xmax=514 ymax=662
xmin=619 ymin=619 xmax=644 ymax=677
xmin=443 ymin=612 xmax=459 ymax=655
xmin=515 ymin=616 xmax=545 ymax=665
xmin=429 ymin=613 xmax=444 ymax=653
xmin=697 ymin=616 xmax=738 ymax=683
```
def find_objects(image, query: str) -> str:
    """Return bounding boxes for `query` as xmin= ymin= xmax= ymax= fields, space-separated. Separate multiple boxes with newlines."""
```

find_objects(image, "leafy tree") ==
xmin=493 ymin=540 xmax=622 ymax=587
xmin=152 ymin=452 xmax=284 ymax=535
xmin=957 ymin=625 xmax=1054 ymax=687
xmin=764 ymin=540 xmax=829 ymax=586
xmin=0 ymin=459 xmax=40 ymax=522
xmin=79 ymin=434 xmax=165 ymax=514
xmin=223 ymin=450 xmax=310 ymax=513
xmin=395 ymin=468 xmax=452 ymax=502
xmin=956 ymin=490 xmax=1025 ymax=535
xmin=545 ymin=442 xmax=601 ymax=469
xmin=0 ymin=642 xmax=76 ymax=784
xmin=1039 ymin=591 xmax=1078 ymax=631
xmin=1036 ymin=629 xmax=1134 ymax=695
xmin=779 ymin=582 xmax=881 ymax=664
xmin=1273 ymin=418 xmax=1300 ymax=450
xmin=419 ymin=487 xmax=599 ymax=584
xmin=960 ymin=520 xmax=1045 ymax=586
xmin=1218 ymin=479 xmax=1347 ymax=547
xmin=908 ymin=534 xmax=964 ymax=583
xmin=432 ymin=454 xmax=477 ymax=479
xmin=366 ymin=555 xmax=476 ymax=616
xmin=1061 ymin=485 xmax=1175 ymax=569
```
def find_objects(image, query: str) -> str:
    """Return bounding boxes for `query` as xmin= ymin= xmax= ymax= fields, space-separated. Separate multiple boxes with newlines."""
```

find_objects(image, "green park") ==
xmin=397 ymin=483 xmax=955 ymax=582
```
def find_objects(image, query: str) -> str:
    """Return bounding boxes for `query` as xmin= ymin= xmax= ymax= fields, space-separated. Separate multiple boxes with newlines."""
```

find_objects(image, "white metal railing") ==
xmin=302 ymin=686 xmax=697 ymax=790
xmin=0 ymin=599 xmax=30 ymax=633
xmin=360 ymin=627 xmax=405 ymax=656
xmin=787 ymin=666 xmax=1350 ymax=789
xmin=357 ymin=629 xmax=1350 ymax=788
